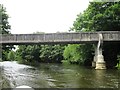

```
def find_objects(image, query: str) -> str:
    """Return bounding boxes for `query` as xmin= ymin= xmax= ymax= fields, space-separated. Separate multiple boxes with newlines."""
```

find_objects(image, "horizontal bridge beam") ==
xmin=0 ymin=31 xmax=120 ymax=45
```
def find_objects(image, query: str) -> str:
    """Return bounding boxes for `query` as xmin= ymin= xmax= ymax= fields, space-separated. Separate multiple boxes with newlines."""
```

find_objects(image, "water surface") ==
xmin=0 ymin=61 xmax=119 ymax=88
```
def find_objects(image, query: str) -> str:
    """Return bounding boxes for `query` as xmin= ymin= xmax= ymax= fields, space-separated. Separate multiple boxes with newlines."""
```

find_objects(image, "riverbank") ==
xmin=0 ymin=73 xmax=11 ymax=89
xmin=0 ymin=61 xmax=11 ymax=89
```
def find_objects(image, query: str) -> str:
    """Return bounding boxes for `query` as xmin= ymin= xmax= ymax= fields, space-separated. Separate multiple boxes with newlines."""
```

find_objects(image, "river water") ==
xmin=0 ymin=61 xmax=119 ymax=89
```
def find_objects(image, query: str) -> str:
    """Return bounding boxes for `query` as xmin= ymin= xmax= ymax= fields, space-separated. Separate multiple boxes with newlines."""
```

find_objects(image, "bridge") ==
xmin=0 ymin=31 xmax=120 ymax=45
xmin=0 ymin=31 xmax=120 ymax=69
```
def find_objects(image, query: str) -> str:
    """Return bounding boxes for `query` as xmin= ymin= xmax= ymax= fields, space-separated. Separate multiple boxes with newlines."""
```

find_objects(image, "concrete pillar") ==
xmin=92 ymin=45 xmax=97 ymax=68
xmin=95 ymin=33 xmax=106 ymax=69
xmin=92 ymin=56 xmax=96 ymax=68
xmin=95 ymin=55 xmax=106 ymax=69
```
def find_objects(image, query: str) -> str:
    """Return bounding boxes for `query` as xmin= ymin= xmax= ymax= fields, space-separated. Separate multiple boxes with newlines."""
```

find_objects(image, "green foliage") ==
xmin=16 ymin=45 xmax=41 ymax=63
xmin=117 ymin=55 xmax=120 ymax=62
xmin=8 ymin=51 xmax=15 ymax=61
xmin=0 ymin=5 xmax=14 ymax=61
xmin=116 ymin=54 xmax=120 ymax=69
xmin=63 ymin=44 xmax=81 ymax=64
xmin=63 ymin=44 xmax=93 ymax=65
xmin=39 ymin=45 xmax=65 ymax=63
xmin=72 ymin=2 xmax=120 ymax=31
xmin=69 ymin=2 xmax=120 ymax=67
xmin=16 ymin=45 xmax=65 ymax=64
xmin=0 ymin=4 xmax=11 ymax=34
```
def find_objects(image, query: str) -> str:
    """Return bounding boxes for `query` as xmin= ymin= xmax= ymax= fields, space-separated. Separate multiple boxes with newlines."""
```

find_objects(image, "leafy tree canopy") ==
xmin=0 ymin=4 xmax=11 ymax=34
xmin=71 ymin=2 xmax=120 ymax=32
xmin=0 ymin=5 xmax=12 ymax=61
xmin=67 ymin=2 xmax=120 ymax=67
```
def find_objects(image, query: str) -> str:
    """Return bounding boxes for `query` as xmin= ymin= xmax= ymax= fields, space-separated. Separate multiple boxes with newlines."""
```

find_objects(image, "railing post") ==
xmin=95 ymin=33 xmax=106 ymax=69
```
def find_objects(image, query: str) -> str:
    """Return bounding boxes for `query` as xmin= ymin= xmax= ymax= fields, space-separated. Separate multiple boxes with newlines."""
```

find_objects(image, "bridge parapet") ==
xmin=0 ymin=31 xmax=120 ymax=45
xmin=101 ymin=31 xmax=120 ymax=41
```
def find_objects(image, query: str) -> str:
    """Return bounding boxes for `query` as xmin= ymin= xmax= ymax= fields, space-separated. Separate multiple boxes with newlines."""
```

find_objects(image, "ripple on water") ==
xmin=0 ymin=61 xmax=119 ymax=88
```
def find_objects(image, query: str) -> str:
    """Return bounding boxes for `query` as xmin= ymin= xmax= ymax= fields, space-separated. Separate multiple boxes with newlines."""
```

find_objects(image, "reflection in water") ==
xmin=94 ymin=70 xmax=106 ymax=88
xmin=0 ymin=61 xmax=119 ymax=88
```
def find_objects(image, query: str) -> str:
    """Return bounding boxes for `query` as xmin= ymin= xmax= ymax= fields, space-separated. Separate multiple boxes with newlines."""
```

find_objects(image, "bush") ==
xmin=8 ymin=51 xmax=15 ymax=61
xmin=116 ymin=55 xmax=120 ymax=69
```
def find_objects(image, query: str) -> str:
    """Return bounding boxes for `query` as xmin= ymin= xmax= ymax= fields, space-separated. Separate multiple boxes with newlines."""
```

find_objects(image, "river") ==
xmin=0 ymin=61 xmax=119 ymax=89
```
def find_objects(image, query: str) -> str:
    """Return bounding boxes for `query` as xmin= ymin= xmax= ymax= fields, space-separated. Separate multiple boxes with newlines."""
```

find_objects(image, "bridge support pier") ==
xmin=92 ymin=45 xmax=97 ymax=68
xmin=92 ymin=57 xmax=96 ymax=68
xmin=93 ymin=33 xmax=106 ymax=69
xmin=95 ymin=55 xmax=106 ymax=69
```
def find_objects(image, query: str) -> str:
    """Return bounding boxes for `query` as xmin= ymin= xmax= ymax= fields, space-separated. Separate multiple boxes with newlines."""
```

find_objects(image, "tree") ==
xmin=0 ymin=4 xmax=11 ymax=34
xmin=63 ymin=44 xmax=82 ymax=64
xmin=69 ymin=2 xmax=120 ymax=67
xmin=16 ymin=44 xmax=65 ymax=64
xmin=63 ymin=44 xmax=94 ymax=65
xmin=72 ymin=2 xmax=120 ymax=32
xmin=0 ymin=5 xmax=13 ymax=61
xmin=8 ymin=51 xmax=15 ymax=61
xmin=39 ymin=45 xmax=65 ymax=63
xmin=16 ymin=45 xmax=41 ymax=63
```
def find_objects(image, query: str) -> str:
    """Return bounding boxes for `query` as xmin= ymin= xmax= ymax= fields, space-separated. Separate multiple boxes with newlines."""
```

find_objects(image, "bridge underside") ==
xmin=1 ymin=41 xmax=97 ymax=45
xmin=1 ymin=41 xmax=120 ymax=45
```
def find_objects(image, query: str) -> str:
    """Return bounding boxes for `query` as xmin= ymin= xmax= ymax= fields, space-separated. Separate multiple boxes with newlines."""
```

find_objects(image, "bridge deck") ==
xmin=0 ymin=31 xmax=120 ymax=45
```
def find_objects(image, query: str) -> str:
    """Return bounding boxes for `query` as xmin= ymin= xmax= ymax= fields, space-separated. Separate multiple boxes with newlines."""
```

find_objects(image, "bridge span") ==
xmin=0 ymin=31 xmax=120 ymax=70
xmin=0 ymin=31 xmax=120 ymax=45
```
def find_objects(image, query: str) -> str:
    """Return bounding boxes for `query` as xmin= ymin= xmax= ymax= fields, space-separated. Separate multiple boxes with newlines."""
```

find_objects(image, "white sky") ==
xmin=1 ymin=0 xmax=89 ymax=34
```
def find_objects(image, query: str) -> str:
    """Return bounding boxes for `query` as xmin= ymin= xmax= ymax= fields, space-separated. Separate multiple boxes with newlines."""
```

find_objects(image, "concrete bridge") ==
xmin=0 ymin=31 xmax=120 ymax=45
xmin=0 ymin=31 xmax=120 ymax=69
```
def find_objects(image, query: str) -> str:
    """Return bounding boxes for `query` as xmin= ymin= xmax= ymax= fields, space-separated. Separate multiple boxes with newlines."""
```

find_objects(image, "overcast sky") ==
xmin=1 ymin=0 xmax=89 ymax=34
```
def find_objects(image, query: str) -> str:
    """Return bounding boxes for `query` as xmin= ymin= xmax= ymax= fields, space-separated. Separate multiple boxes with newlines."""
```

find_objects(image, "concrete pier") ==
xmin=95 ymin=55 xmax=106 ymax=69
xmin=95 ymin=33 xmax=106 ymax=69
